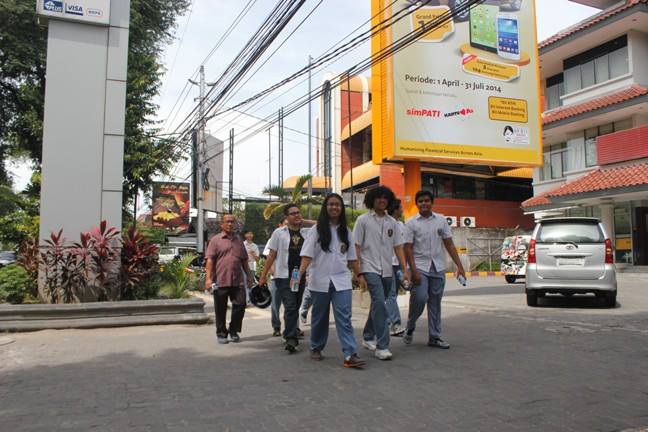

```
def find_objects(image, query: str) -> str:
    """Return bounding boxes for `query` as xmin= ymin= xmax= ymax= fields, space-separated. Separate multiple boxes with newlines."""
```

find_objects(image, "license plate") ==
xmin=557 ymin=258 xmax=585 ymax=266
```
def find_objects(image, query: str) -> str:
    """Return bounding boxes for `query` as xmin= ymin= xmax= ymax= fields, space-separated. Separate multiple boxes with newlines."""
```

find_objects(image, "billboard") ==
xmin=203 ymin=134 xmax=224 ymax=213
xmin=371 ymin=0 xmax=542 ymax=167
xmin=152 ymin=182 xmax=191 ymax=234
xmin=37 ymin=0 xmax=111 ymax=26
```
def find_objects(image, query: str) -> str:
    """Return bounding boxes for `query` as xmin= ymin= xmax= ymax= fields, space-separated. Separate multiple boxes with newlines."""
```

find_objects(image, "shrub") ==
xmin=121 ymin=226 xmax=159 ymax=299
xmin=0 ymin=264 xmax=37 ymax=304
xmin=160 ymin=254 xmax=196 ymax=299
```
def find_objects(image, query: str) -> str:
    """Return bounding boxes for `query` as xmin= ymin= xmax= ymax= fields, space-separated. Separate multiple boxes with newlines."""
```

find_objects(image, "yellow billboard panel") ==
xmin=371 ymin=0 xmax=543 ymax=167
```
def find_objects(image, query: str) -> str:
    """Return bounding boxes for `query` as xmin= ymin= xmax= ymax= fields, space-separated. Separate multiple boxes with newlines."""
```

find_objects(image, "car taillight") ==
xmin=605 ymin=239 xmax=614 ymax=264
xmin=527 ymin=239 xmax=536 ymax=264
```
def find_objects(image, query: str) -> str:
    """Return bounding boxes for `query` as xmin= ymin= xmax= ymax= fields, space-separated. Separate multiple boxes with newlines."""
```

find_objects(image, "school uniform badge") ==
xmin=387 ymin=229 xmax=394 ymax=237
xmin=340 ymin=244 xmax=348 ymax=253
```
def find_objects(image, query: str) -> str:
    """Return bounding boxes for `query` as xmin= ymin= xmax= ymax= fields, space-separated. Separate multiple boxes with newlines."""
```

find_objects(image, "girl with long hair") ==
xmin=299 ymin=193 xmax=367 ymax=368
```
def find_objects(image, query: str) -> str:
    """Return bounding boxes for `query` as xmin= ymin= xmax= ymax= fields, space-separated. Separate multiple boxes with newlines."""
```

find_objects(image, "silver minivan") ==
xmin=525 ymin=217 xmax=617 ymax=307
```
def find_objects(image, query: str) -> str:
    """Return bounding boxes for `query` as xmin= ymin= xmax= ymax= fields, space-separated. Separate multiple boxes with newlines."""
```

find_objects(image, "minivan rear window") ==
xmin=537 ymin=221 xmax=604 ymax=243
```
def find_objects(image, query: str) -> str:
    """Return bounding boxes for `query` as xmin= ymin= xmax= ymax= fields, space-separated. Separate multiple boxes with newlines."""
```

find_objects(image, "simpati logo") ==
xmin=44 ymin=0 xmax=63 ymax=12
xmin=65 ymin=4 xmax=84 ymax=16
xmin=87 ymin=8 xmax=103 ymax=17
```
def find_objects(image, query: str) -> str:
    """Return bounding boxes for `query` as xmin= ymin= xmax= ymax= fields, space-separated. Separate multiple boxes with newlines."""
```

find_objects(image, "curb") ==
xmin=445 ymin=271 xmax=503 ymax=277
xmin=0 ymin=298 xmax=209 ymax=332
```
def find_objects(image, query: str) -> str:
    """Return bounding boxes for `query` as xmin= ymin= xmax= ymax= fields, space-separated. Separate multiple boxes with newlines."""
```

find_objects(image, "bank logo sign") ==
xmin=44 ymin=1 xmax=63 ymax=13
xmin=37 ymin=0 xmax=110 ymax=26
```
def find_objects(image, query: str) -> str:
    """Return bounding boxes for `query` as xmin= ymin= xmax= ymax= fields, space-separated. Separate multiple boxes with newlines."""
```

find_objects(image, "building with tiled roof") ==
xmin=523 ymin=0 xmax=648 ymax=266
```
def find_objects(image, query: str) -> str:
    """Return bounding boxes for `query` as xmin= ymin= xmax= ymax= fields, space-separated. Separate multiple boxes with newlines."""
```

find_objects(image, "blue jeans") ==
xmin=270 ymin=279 xmax=282 ymax=331
xmin=362 ymin=272 xmax=392 ymax=350
xmin=406 ymin=270 xmax=446 ymax=339
xmin=275 ymin=279 xmax=300 ymax=345
xmin=300 ymin=287 xmax=312 ymax=315
xmin=386 ymin=265 xmax=402 ymax=326
xmin=310 ymin=283 xmax=358 ymax=358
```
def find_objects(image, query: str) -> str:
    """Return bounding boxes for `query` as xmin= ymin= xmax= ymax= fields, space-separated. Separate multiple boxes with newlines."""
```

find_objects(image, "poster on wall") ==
xmin=371 ymin=0 xmax=542 ymax=167
xmin=152 ymin=182 xmax=191 ymax=234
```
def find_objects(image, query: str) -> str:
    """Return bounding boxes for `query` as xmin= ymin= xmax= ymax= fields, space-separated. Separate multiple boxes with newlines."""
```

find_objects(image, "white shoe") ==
xmin=375 ymin=348 xmax=393 ymax=360
xmin=390 ymin=324 xmax=405 ymax=336
xmin=362 ymin=339 xmax=377 ymax=351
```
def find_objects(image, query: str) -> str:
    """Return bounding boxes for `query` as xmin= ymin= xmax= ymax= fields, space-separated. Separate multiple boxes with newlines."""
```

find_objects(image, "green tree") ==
xmin=0 ymin=0 xmax=190 ymax=210
xmin=262 ymin=175 xmax=322 ymax=220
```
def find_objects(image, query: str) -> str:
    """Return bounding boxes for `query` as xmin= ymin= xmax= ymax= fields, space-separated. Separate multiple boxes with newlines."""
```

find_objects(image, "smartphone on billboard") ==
xmin=469 ymin=3 xmax=499 ymax=53
xmin=497 ymin=12 xmax=521 ymax=60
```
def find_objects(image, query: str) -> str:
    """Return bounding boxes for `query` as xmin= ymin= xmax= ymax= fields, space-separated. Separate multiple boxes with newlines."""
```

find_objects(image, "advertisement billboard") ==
xmin=371 ymin=0 xmax=542 ymax=167
xmin=152 ymin=182 xmax=191 ymax=234
xmin=37 ymin=0 xmax=111 ymax=26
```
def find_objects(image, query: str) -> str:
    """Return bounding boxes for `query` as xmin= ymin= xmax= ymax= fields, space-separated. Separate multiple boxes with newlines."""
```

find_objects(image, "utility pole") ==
xmin=307 ymin=55 xmax=313 ymax=218
xmin=229 ymin=128 xmax=234 ymax=214
xmin=278 ymin=107 xmax=284 ymax=190
xmin=189 ymin=65 xmax=207 ymax=255
xmin=347 ymin=71 xmax=354 ymax=212
xmin=189 ymin=65 xmax=216 ymax=255
xmin=268 ymin=127 xmax=272 ymax=194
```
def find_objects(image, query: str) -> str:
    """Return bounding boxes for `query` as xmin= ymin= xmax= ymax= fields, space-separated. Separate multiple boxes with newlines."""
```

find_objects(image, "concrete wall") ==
xmin=39 ymin=2 xmax=130 ymax=242
xmin=629 ymin=30 xmax=648 ymax=86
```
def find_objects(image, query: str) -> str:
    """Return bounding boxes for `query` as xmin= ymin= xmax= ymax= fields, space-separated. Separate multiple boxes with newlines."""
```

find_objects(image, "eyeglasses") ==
xmin=287 ymin=211 xmax=301 ymax=216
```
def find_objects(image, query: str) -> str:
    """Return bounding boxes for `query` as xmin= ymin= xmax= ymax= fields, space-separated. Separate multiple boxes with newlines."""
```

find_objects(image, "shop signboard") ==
xmin=37 ymin=0 xmax=111 ymax=26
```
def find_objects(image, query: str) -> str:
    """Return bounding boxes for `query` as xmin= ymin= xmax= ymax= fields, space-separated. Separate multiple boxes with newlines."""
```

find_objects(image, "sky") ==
xmin=8 ymin=0 xmax=600 ymax=205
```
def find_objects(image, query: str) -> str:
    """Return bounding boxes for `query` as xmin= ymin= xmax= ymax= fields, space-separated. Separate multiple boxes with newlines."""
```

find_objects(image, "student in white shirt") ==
xmin=353 ymin=186 xmax=409 ymax=361
xmin=259 ymin=205 xmax=311 ymax=353
xmin=299 ymin=193 xmax=367 ymax=369
xmin=387 ymin=199 xmax=406 ymax=336
xmin=403 ymin=190 xmax=466 ymax=348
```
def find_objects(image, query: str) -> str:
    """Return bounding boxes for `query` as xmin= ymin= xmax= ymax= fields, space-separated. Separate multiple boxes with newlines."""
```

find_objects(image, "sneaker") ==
xmin=403 ymin=330 xmax=413 ymax=345
xmin=230 ymin=332 xmax=241 ymax=343
xmin=343 ymin=354 xmax=366 ymax=369
xmin=300 ymin=311 xmax=308 ymax=325
xmin=310 ymin=348 xmax=323 ymax=361
xmin=375 ymin=348 xmax=393 ymax=360
xmin=390 ymin=324 xmax=405 ymax=336
xmin=285 ymin=342 xmax=298 ymax=354
xmin=362 ymin=339 xmax=377 ymax=351
xmin=272 ymin=329 xmax=281 ymax=337
xmin=217 ymin=336 xmax=229 ymax=344
xmin=428 ymin=337 xmax=450 ymax=349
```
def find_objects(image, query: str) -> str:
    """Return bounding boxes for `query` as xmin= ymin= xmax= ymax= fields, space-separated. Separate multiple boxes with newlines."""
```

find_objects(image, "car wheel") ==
xmin=505 ymin=275 xmax=517 ymax=283
xmin=526 ymin=291 xmax=538 ymax=307
xmin=604 ymin=292 xmax=617 ymax=308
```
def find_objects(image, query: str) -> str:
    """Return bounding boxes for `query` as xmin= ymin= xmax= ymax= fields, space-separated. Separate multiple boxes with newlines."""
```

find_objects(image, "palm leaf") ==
xmin=263 ymin=202 xmax=285 ymax=220
xmin=262 ymin=185 xmax=288 ymax=199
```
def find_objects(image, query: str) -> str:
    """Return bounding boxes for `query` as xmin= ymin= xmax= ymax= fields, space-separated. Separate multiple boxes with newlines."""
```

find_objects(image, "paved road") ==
xmin=1 ymin=275 xmax=647 ymax=432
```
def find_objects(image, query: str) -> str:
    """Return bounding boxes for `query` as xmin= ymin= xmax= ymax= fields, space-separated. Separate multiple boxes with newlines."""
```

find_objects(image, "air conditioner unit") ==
xmin=460 ymin=216 xmax=476 ymax=228
xmin=445 ymin=216 xmax=458 ymax=227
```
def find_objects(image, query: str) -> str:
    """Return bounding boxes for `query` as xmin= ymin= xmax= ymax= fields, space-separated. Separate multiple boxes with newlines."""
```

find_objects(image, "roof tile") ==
xmin=543 ymin=85 xmax=648 ymax=125
xmin=539 ymin=0 xmax=648 ymax=49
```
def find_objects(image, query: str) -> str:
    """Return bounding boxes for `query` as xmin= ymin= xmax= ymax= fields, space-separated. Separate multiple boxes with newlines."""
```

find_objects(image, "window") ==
xmin=562 ymin=35 xmax=629 ymax=94
xmin=545 ymin=74 xmax=564 ymax=110
xmin=540 ymin=143 xmax=567 ymax=180
xmin=537 ymin=221 xmax=604 ymax=244
xmin=567 ymin=133 xmax=586 ymax=171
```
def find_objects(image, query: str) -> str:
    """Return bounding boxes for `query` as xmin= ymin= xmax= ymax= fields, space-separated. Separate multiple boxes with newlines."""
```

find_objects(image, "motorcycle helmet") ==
xmin=249 ymin=282 xmax=272 ymax=308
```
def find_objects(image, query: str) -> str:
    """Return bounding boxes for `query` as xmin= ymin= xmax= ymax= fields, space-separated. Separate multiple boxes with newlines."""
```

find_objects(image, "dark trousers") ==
xmin=213 ymin=286 xmax=246 ymax=337
xmin=275 ymin=278 xmax=305 ymax=345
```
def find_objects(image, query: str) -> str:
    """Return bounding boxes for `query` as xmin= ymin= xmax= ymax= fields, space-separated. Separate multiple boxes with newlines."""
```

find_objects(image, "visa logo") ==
xmin=43 ymin=0 xmax=63 ymax=12
xmin=65 ymin=4 xmax=84 ymax=15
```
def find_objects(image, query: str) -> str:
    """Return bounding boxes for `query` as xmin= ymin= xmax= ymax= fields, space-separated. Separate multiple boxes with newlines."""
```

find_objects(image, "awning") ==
xmin=341 ymin=110 xmax=372 ymax=140
xmin=341 ymin=161 xmax=381 ymax=190
xmin=522 ymin=161 xmax=648 ymax=211
xmin=496 ymin=167 xmax=533 ymax=179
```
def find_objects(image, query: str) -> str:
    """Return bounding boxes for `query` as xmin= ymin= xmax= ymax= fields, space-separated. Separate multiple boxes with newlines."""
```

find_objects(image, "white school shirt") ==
xmin=266 ymin=225 xmax=311 ymax=279
xmin=244 ymin=241 xmax=259 ymax=271
xmin=353 ymin=210 xmax=403 ymax=277
xmin=392 ymin=220 xmax=406 ymax=267
xmin=404 ymin=212 xmax=452 ymax=273
xmin=300 ymin=224 xmax=357 ymax=292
